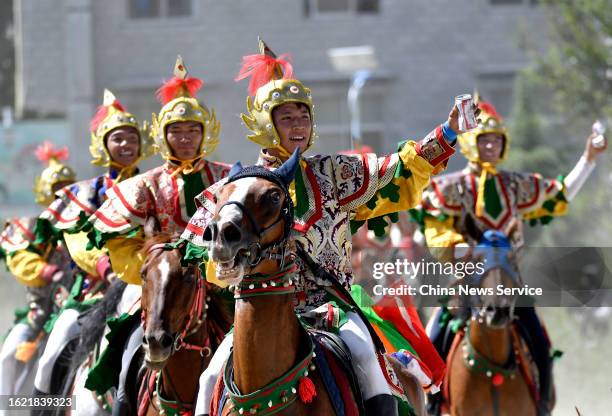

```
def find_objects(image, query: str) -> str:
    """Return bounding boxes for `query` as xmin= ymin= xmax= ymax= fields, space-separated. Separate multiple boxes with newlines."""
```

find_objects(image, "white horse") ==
xmin=65 ymin=282 xmax=141 ymax=416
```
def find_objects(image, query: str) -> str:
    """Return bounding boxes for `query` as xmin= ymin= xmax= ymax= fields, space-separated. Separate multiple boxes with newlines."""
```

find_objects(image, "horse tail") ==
xmin=60 ymin=279 xmax=128 ymax=397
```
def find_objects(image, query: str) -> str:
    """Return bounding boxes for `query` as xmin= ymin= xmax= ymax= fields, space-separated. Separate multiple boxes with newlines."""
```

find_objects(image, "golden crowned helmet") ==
xmin=33 ymin=142 xmax=76 ymax=206
xmin=89 ymin=89 xmax=156 ymax=167
xmin=151 ymin=56 xmax=220 ymax=161
xmin=237 ymin=39 xmax=316 ymax=154
xmin=457 ymin=93 xmax=511 ymax=164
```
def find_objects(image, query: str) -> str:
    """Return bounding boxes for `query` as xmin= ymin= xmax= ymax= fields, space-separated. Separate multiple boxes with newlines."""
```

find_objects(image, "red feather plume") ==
xmin=478 ymin=101 xmax=502 ymax=120
xmin=35 ymin=141 xmax=69 ymax=165
xmin=156 ymin=76 xmax=203 ymax=105
xmin=89 ymin=100 xmax=127 ymax=133
xmin=235 ymin=53 xmax=293 ymax=97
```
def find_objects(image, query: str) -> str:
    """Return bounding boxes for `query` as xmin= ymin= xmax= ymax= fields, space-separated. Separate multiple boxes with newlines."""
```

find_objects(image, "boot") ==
xmin=537 ymin=358 xmax=554 ymax=416
xmin=365 ymin=394 xmax=399 ymax=416
xmin=427 ymin=391 xmax=443 ymax=416
xmin=30 ymin=387 xmax=53 ymax=416
xmin=111 ymin=396 xmax=132 ymax=416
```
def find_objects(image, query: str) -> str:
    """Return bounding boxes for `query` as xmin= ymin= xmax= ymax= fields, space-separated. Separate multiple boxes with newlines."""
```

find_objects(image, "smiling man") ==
xmin=89 ymin=56 xmax=229 ymax=285
xmin=416 ymin=95 xmax=607 ymax=415
xmin=87 ymin=57 xmax=230 ymax=416
xmin=31 ymin=89 xmax=155 ymax=401
xmin=182 ymin=39 xmax=473 ymax=416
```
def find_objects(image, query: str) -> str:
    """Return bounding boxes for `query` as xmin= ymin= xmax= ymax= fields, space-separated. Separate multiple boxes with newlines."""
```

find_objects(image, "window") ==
xmin=305 ymin=0 xmax=379 ymax=16
xmin=128 ymin=0 xmax=191 ymax=19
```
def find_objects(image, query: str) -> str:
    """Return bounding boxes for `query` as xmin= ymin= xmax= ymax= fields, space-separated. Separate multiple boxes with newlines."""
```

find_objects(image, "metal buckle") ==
xmin=248 ymin=242 xmax=262 ymax=266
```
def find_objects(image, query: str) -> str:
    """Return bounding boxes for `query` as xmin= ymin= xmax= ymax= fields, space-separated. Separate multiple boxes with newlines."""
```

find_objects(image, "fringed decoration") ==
xmin=478 ymin=101 xmax=502 ymax=120
xmin=492 ymin=373 xmax=505 ymax=387
xmin=35 ymin=141 xmax=69 ymax=164
xmin=89 ymin=100 xmax=126 ymax=133
xmin=235 ymin=53 xmax=293 ymax=97
xmin=156 ymin=76 xmax=203 ymax=105
xmin=298 ymin=376 xmax=316 ymax=403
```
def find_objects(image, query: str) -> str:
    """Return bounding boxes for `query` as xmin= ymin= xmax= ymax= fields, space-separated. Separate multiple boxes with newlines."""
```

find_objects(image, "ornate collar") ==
xmin=223 ymin=324 xmax=317 ymax=415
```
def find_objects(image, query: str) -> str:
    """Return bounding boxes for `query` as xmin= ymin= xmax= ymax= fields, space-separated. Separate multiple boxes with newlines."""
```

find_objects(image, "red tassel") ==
xmin=235 ymin=53 xmax=293 ymax=97
xmin=298 ymin=376 xmax=316 ymax=403
xmin=156 ymin=76 xmax=203 ymax=105
xmin=35 ymin=141 xmax=69 ymax=164
xmin=492 ymin=373 xmax=504 ymax=387
xmin=478 ymin=101 xmax=502 ymax=120
xmin=90 ymin=100 xmax=126 ymax=133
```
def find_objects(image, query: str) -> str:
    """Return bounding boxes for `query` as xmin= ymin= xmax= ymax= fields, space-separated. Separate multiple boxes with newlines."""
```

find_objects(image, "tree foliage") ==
xmin=537 ymin=0 xmax=611 ymax=132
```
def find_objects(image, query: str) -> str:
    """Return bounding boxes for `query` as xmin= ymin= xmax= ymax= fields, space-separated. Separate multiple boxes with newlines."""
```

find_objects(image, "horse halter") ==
xmin=469 ymin=230 xmax=521 ymax=323
xmin=143 ymin=242 xmax=211 ymax=357
xmin=215 ymin=164 xmax=295 ymax=268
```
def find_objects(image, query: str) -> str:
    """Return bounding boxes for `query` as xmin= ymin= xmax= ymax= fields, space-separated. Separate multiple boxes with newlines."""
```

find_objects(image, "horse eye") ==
xmin=269 ymin=191 xmax=281 ymax=204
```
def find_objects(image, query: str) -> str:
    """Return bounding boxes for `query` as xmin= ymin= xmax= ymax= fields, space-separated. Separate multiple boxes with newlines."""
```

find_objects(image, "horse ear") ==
xmin=275 ymin=148 xmax=300 ymax=186
xmin=228 ymin=161 xmax=243 ymax=179
xmin=144 ymin=215 xmax=161 ymax=239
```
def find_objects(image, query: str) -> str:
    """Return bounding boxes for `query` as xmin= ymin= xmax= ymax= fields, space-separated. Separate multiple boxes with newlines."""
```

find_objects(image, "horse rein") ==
xmin=144 ymin=242 xmax=212 ymax=357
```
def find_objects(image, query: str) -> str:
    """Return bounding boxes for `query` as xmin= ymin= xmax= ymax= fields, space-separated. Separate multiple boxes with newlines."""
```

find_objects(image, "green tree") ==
xmin=538 ymin=0 xmax=611 ymax=132
xmin=504 ymin=71 xmax=566 ymax=179
xmin=510 ymin=1 xmax=611 ymax=246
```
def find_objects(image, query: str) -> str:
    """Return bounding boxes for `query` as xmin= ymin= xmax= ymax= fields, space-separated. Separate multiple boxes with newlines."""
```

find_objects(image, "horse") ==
xmin=203 ymin=156 xmax=426 ymax=416
xmin=136 ymin=217 xmax=231 ymax=416
xmin=54 ymin=279 xmax=141 ymax=416
xmin=441 ymin=230 xmax=553 ymax=416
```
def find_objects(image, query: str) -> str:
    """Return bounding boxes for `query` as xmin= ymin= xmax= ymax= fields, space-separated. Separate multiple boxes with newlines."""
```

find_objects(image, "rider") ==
xmin=31 ymin=89 xmax=153 ymax=399
xmin=417 ymin=95 xmax=607 ymax=415
xmin=182 ymin=39 xmax=471 ymax=416
xmin=88 ymin=56 xmax=230 ymax=416
xmin=0 ymin=142 xmax=75 ymax=399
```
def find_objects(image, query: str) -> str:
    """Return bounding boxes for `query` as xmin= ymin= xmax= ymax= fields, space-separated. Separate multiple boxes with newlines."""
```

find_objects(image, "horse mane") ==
xmin=140 ymin=232 xmax=177 ymax=256
xmin=61 ymin=278 xmax=128 ymax=397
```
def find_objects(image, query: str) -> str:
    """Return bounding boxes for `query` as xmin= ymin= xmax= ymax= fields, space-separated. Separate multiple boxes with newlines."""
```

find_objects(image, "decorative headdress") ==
xmin=457 ymin=92 xmax=510 ymax=164
xmin=151 ymin=56 xmax=220 ymax=163
xmin=89 ymin=89 xmax=156 ymax=168
xmin=33 ymin=141 xmax=76 ymax=206
xmin=237 ymin=39 xmax=316 ymax=156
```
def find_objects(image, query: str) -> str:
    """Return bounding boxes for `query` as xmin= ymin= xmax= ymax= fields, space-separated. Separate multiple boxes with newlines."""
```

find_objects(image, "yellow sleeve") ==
xmin=6 ymin=250 xmax=50 ymax=287
xmin=354 ymin=142 xmax=436 ymax=221
xmin=423 ymin=216 xmax=465 ymax=263
xmin=63 ymin=231 xmax=106 ymax=277
xmin=106 ymin=235 xmax=145 ymax=285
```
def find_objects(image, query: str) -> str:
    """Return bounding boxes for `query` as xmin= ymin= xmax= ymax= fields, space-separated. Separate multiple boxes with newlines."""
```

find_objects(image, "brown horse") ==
xmin=443 ymin=230 xmax=552 ymax=416
xmin=138 ymin=217 xmax=231 ymax=416
xmin=204 ymin=158 xmax=425 ymax=415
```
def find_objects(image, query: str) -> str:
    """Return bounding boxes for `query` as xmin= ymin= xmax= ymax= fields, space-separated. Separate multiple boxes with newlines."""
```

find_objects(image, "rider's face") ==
xmin=272 ymin=103 xmax=312 ymax=156
xmin=166 ymin=121 xmax=203 ymax=160
xmin=477 ymin=133 xmax=504 ymax=164
xmin=105 ymin=126 xmax=141 ymax=167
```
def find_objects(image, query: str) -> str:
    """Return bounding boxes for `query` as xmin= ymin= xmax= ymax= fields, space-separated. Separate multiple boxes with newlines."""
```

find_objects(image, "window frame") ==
xmin=305 ymin=0 xmax=379 ymax=17
xmin=127 ymin=0 xmax=193 ymax=21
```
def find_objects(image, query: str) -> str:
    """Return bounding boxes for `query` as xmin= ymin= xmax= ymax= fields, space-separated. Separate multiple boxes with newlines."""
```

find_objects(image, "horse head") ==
xmin=140 ymin=216 xmax=207 ymax=369
xmin=202 ymin=149 xmax=300 ymax=285
xmin=470 ymin=229 xmax=521 ymax=328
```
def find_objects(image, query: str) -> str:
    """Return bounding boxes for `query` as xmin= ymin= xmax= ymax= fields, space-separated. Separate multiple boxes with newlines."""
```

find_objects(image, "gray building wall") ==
xmin=14 ymin=0 xmax=549 ymax=175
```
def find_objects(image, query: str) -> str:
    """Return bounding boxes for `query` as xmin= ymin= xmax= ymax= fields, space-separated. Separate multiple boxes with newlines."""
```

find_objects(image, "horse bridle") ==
xmin=213 ymin=173 xmax=295 ymax=270
xmin=143 ymin=243 xmax=212 ymax=357
xmin=469 ymin=235 xmax=522 ymax=324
